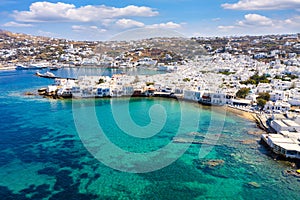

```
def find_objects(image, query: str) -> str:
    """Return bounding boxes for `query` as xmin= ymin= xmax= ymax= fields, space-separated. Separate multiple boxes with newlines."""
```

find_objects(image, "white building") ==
xmin=271 ymin=119 xmax=300 ymax=133
xmin=183 ymin=89 xmax=202 ymax=102
xmin=256 ymin=83 xmax=273 ymax=93
xmin=272 ymin=80 xmax=292 ymax=91
xmin=211 ymin=91 xmax=227 ymax=105
xmin=269 ymin=90 xmax=287 ymax=101
xmin=288 ymin=89 xmax=300 ymax=106
xmin=264 ymin=101 xmax=291 ymax=113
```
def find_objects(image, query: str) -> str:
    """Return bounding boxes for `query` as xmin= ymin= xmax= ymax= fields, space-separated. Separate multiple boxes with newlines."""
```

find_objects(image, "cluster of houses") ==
xmin=43 ymin=52 xmax=299 ymax=114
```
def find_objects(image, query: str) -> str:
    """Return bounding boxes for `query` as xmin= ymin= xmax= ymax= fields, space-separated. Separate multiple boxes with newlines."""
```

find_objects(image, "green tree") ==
xmin=259 ymin=79 xmax=270 ymax=83
xmin=183 ymin=78 xmax=191 ymax=82
xmin=240 ymin=72 xmax=270 ymax=85
xmin=257 ymin=92 xmax=270 ymax=101
xmin=257 ymin=98 xmax=267 ymax=109
xmin=146 ymin=82 xmax=154 ymax=86
xmin=236 ymin=88 xmax=250 ymax=99
xmin=97 ymin=78 xmax=105 ymax=84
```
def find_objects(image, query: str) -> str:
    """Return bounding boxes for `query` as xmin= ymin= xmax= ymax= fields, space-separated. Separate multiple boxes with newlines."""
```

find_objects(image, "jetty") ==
xmin=253 ymin=114 xmax=270 ymax=132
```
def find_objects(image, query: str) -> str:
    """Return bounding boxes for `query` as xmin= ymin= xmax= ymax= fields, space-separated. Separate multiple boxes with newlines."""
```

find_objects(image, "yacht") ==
xmin=35 ymin=71 xmax=56 ymax=78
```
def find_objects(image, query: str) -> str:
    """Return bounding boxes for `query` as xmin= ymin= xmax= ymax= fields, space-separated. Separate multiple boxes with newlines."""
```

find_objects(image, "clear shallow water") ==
xmin=0 ymin=69 xmax=300 ymax=199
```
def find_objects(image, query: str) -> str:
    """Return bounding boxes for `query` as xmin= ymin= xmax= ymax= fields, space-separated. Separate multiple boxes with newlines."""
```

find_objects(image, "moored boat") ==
xmin=49 ymin=66 xmax=61 ymax=71
xmin=16 ymin=65 xmax=31 ymax=70
xmin=35 ymin=71 xmax=56 ymax=78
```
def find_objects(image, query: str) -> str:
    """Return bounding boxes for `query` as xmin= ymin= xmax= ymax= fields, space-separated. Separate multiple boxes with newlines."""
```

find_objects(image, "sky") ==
xmin=0 ymin=0 xmax=299 ymax=41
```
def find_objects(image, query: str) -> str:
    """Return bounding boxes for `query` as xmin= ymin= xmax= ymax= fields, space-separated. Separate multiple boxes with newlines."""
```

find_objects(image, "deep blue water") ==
xmin=0 ymin=68 xmax=300 ymax=200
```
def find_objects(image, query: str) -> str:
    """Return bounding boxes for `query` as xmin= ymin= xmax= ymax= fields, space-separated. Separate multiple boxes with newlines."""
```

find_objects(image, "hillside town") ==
xmin=1 ymin=30 xmax=300 ymax=160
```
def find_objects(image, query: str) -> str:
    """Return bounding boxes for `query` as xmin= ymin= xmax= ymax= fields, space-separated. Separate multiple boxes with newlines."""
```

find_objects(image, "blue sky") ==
xmin=0 ymin=0 xmax=299 ymax=40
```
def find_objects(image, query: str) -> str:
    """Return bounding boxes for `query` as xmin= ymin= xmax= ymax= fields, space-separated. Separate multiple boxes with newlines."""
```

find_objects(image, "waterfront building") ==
xmin=183 ymin=89 xmax=202 ymax=102
xmin=210 ymin=90 xmax=227 ymax=105
xmin=271 ymin=119 xmax=300 ymax=133
xmin=261 ymin=134 xmax=300 ymax=159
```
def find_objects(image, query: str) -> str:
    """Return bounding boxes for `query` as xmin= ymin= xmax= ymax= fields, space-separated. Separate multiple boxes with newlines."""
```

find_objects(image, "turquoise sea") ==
xmin=0 ymin=68 xmax=300 ymax=200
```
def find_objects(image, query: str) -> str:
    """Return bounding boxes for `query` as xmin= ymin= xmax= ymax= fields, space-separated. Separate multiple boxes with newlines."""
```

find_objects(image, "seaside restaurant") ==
xmin=262 ymin=133 xmax=300 ymax=159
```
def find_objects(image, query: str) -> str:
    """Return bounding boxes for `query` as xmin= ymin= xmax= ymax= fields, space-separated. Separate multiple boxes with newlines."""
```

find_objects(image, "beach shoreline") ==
xmin=0 ymin=66 xmax=16 ymax=70
xmin=225 ymin=106 xmax=257 ymax=122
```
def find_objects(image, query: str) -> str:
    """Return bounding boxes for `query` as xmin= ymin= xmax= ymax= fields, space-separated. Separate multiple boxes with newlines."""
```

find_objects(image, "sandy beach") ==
xmin=0 ymin=66 xmax=16 ymax=70
xmin=225 ymin=106 xmax=257 ymax=122
xmin=204 ymin=104 xmax=257 ymax=123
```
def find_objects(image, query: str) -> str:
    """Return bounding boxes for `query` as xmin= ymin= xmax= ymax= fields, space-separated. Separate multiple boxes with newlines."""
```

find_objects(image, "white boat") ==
xmin=16 ymin=65 xmax=27 ymax=70
xmin=16 ymin=62 xmax=49 ymax=70
xmin=49 ymin=66 xmax=61 ymax=70
xmin=16 ymin=64 xmax=38 ymax=70
xmin=35 ymin=71 xmax=56 ymax=78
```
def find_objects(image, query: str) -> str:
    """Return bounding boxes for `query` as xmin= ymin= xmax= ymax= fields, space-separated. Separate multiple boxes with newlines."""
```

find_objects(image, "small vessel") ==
xmin=16 ymin=64 xmax=46 ymax=70
xmin=30 ymin=63 xmax=48 ymax=69
xmin=35 ymin=71 xmax=56 ymax=78
xmin=16 ymin=65 xmax=32 ymax=70
xmin=49 ymin=66 xmax=61 ymax=71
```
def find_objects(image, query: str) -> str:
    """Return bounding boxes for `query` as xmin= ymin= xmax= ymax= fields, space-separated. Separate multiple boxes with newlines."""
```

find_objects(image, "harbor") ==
xmin=33 ymin=64 xmax=300 ymax=167
xmin=2 ymin=41 xmax=300 ymax=199
xmin=1 ymin=0 xmax=300 ymax=198
xmin=2 ymin=68 xmax=300 ymax=199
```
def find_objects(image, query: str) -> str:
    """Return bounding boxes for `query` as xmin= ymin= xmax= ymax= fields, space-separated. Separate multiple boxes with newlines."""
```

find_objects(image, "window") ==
xmin=287 ymin=150 xmax=297 ymax=155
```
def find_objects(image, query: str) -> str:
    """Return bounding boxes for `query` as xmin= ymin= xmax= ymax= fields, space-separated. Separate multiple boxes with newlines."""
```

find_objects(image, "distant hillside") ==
xmin=0 ymin=29 xmax=52 ymax=42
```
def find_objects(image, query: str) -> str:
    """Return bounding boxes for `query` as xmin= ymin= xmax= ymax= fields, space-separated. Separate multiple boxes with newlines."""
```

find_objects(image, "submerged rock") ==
xmin=238 ymin=139 xmax=258 ymax=145
xmin=24 ymin=91 xmax=35 ymax=96
xmin=247 ymin=130 xmax=264 ymax=136
xmin=283 ymin=170 xmax=300 ymax=178
xmin=186 ymin=132 xmax=204 ymax=137
xmin=205 ymin=159 xmax=225 ymax=168
xmin=193 ymin=159 xmax=225 ymax=170
xmin=247 ymin=181 xmax=261 ymax=188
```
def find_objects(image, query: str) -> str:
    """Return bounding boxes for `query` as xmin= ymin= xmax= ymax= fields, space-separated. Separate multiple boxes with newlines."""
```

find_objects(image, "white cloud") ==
xmin=212 ymin=18 xmax=221 ymax=22
xmin=218 ymin=13 xmax=300 ymax=35
xmin=237 ymin=14 xmax=274 ymax=26
xmin=116 ymin=19 xmax=145 ymax=28
xmin=147 ymin=22 xmax=181 ymax=29
xmin=222 ymin=0 xmax=300 ymax=10
xmin=72 ymin=25 xmax=106 ymax=33
xmin=13 ymin=2 xmax=159 ymax=22
xmin=218 ymin=25 xmax=235 ymax=32
xmin=13 ymin=2 xmax=75 ymax=22
xmin=2 ymin=21 xmax=33 ymax=27
xmin=283 ymin=15 xmax=300 ymax=26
